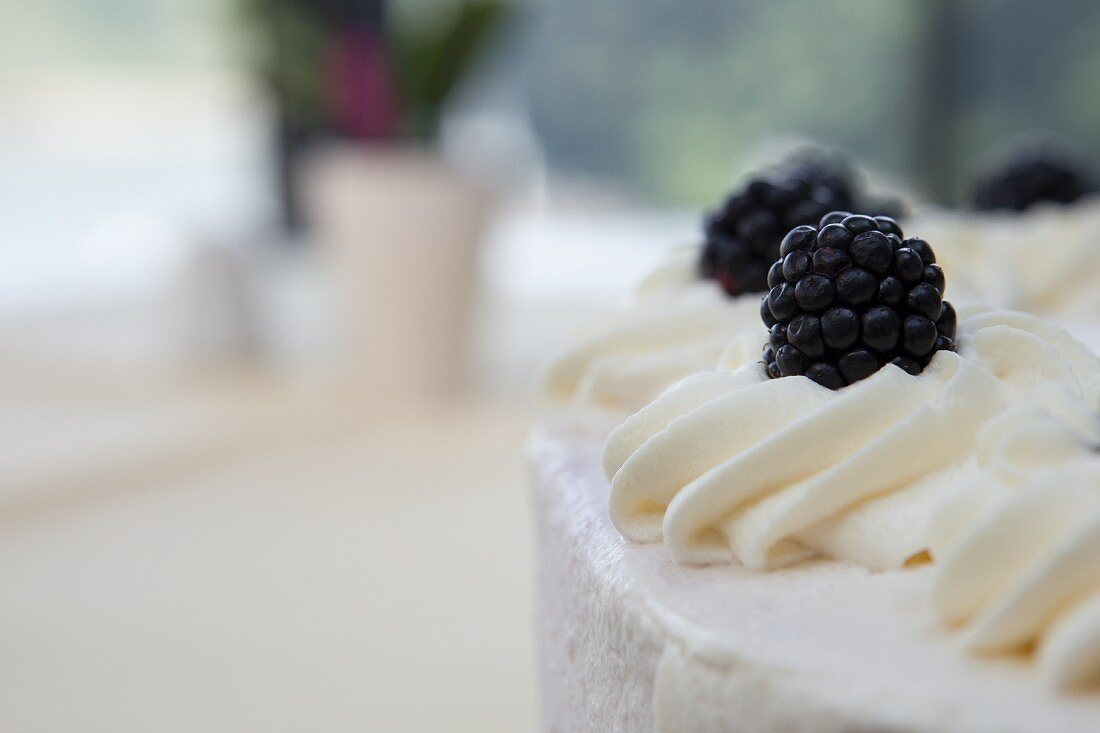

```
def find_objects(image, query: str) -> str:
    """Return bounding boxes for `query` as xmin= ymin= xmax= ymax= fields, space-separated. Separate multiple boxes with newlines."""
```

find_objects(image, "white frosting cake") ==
xmin=534 ymin=305 xmax=1100 ymax=731
xmin=532 ymin=428 xmax=1100 ymax=733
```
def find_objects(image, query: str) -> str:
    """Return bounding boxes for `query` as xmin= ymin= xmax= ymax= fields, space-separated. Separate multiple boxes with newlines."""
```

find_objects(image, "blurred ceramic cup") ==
xmin=302 ymin=142 xmax=491 ymax=405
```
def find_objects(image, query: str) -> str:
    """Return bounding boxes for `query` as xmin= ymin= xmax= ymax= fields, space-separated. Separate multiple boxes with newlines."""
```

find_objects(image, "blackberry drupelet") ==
xmin=761 ymin=213 xmax=956 ymax=389
xmin=973 ymin=152 xmax=1095 ymax=212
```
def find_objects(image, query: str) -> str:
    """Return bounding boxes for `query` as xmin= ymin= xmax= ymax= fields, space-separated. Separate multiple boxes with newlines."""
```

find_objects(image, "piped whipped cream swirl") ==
xmin=603 ymin=309 xmax=1100 ymax=571
xmin=928 ymin=396 xmax=1100 ymax=690
xmin=542 ymin=247 xmax=763 ymax=417
xmin=910 ymin=198 xmax=1100 ymax=317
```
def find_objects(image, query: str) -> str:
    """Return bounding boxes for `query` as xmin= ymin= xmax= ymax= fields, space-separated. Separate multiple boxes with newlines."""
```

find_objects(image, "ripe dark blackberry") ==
xmin=972 ymin=152 xmax=1095 ymax=212
xmin=700 ymin=164 xmax=854 ymax=296
xmin=701 ymin=153 xmax=909 ymax=297
xmin=761 ymin=213 xmax=956 ymax=389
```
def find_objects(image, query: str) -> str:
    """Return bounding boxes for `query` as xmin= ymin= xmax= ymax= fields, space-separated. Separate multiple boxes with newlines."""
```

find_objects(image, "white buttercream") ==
xmin=604 ymin=310 xmax=1100 ymax=572
xmin=910 ymin=198 xmax=1100 ymax=317
xmin=532 ymin=429 xmax=1100 ymax=732
xmin=928 ymin=397 xmax=1100 ymax=690
xmin=541 ymin=247 xmax=765 ymax=418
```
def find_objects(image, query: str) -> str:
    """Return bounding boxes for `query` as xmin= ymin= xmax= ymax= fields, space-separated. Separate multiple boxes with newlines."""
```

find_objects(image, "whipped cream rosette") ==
xmin=603 ymin=308 xmax=1100 ymax=572
xmin=541 ymin=246 xmax=764 ymax=419
xmin=928 ymin=395 xmax=1100 ymax=691
xmin=910 ymin=198 xmax=1100 ymax=319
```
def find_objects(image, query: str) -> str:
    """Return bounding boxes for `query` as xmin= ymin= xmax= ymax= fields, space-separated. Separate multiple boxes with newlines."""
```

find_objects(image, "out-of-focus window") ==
xmin=0 ymin=0 xmax=270 ymax=311
xmin=524 ymin=0 xmax=1100 ymax=205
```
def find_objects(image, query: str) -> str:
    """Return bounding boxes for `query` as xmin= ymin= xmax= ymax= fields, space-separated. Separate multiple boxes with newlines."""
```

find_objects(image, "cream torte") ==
xmin=533 ymin=204 xmax=1100 ymax=731
xmin=532 ymin=418 xmax=1100 ymax=732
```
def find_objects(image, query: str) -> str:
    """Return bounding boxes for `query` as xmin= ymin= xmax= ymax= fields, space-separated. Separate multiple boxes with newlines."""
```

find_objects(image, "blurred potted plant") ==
xmin=242 ymin=0 xmax=508 ymax=402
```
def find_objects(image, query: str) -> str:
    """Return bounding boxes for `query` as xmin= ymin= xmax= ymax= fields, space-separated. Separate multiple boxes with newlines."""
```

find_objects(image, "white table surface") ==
xmin=0 ymin=383 xmax=537 ymax=733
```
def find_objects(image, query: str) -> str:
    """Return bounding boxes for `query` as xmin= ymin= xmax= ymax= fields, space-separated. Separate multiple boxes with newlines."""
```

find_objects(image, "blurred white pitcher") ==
xmin=303 ymin=143 xmax=491 ymax=404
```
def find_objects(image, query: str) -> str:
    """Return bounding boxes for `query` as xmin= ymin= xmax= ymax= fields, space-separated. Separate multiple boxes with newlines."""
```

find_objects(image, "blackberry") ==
xmin=701 ymin=155 xmax=903 ymax=297
xmin=761 ymin=214 xmax=955 ymax=389
xmin=972 ymin=151 xmax=1095 ymax=212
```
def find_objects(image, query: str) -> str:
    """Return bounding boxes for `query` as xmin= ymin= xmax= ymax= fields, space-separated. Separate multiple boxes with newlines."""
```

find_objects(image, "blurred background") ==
xmin=4 ymin=1 xmax=1100 ymax=730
